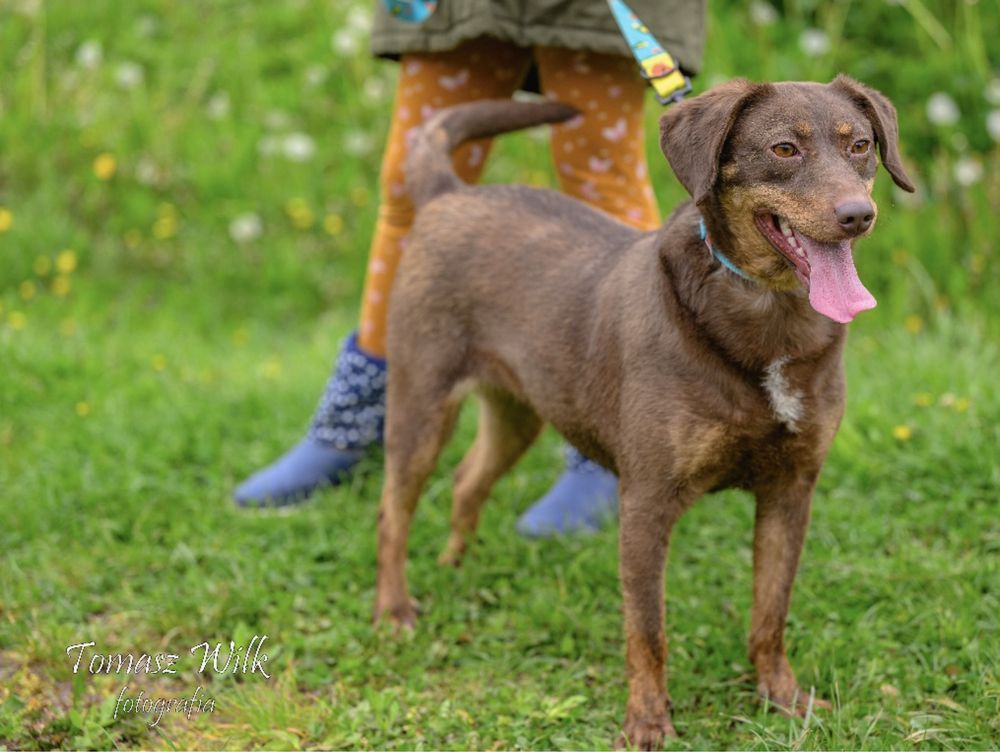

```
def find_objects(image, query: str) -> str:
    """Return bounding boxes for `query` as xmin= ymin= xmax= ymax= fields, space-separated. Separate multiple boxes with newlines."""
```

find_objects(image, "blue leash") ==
xmin=382 ymin=0 xmax=437 ymax=23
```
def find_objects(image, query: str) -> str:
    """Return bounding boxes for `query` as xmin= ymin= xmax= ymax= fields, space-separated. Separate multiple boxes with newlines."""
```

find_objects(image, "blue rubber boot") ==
xmin=234 ymin=332 xmax=386 ymax=508
xmin=516 ymin=446 xmax=619 ymax=537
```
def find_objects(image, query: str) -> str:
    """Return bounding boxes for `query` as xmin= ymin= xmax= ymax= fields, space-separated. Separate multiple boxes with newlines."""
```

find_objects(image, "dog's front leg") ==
xmin=749 ymin=472 xmax=830 ymax=714
xmin=616 ymin=482 xmax=687 ymax=750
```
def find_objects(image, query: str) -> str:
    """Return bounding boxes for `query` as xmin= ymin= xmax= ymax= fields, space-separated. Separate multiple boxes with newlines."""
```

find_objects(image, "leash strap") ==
xmin=606 ymin=0 xmax=692 ymax=106
xmin=700 ymin=219 xmax=754 ymax=281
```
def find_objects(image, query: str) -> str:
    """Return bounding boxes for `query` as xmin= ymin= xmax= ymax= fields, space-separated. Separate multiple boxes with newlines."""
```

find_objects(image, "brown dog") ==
xmin=373 ymin=77 xmax=914 ymax=749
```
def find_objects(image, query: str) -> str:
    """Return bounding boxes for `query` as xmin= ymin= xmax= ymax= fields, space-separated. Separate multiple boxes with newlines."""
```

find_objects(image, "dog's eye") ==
xmin=771 ymin=143 xmax=799 ymax=158
xmin=850 ymin=139 xmax=871 ymax=155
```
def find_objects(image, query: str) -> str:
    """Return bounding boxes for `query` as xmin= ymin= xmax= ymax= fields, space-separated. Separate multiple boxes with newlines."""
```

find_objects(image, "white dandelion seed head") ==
xmin=205 ymin=91 xmax=230 ymax=120
xmin=229 ymin=213 xmax=263 ymax=244
xmin=987 ymin=110 xmax=1000 ymax=143
xmin=305 ymin=64 xmax=328 ymax=87
xmin=347 ymin=6 xmax=372 ymax=32
xmin=344 ymin=130 xmax=374 ymax=156
xmin=264 ymin=109 xmax=292 ymax=130
xmin=953 ymin=157 xmax=982 ymax=187
xmin=282 ymin=132 xmax=316 ymax=162
xmin=60 ymin=69 xmax=80 ymax=94
xmin=926 ymin=92 xmax=960 ymax=127
xmin=135 ymin=156 xmax=159 ymax=186
xmin=135 ymin=15 xmax=157 ymax=37
xmin=799 ymin=28 xmax=830 ymax=58
xmin=984 ymin=78 xmax=1000 ymax=106
xmin=362 ymin=76 xmax=387 ymax=103
xmin=894 ymin=183 xmax=924 ymax=208
xmin=256 ymin=135 xmax=280 ymax=156
xmin=13 ymin=0 xmax=40 ymax=16
xmin=749 ymin=1 xmax=778 ymax=26
xmin=76 ymin=40 xmax=103 ymax=69
xmin=332 ymin=28 xmax=361 ymax=57
xmin=114 ymin=61 xmax=144 ymax=89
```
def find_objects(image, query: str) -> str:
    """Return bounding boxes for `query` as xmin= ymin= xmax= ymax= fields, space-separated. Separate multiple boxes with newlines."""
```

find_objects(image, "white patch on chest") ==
xmin=762 ymin=356 xmax=804 ymax=432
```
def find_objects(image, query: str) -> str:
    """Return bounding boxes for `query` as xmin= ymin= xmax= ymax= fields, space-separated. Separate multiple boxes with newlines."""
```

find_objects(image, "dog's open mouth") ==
xmin=753 ymin=212 xmax=877 ymax=324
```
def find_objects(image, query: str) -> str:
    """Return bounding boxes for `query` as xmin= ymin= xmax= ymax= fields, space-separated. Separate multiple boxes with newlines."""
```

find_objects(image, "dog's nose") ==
xmin=835 ymin=199 xmax=875 ymax=235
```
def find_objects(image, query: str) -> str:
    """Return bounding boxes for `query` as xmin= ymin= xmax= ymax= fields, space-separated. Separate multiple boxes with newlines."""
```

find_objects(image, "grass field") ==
xmin=1 ymin=1 xmax=998 ymax=749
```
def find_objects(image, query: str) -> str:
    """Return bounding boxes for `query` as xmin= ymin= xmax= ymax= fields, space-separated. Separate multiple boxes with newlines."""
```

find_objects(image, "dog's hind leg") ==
xmin=374 ymin=374 xmax=462 ymax=630
xmin=439 ymin=387 xmax=542 ymax=567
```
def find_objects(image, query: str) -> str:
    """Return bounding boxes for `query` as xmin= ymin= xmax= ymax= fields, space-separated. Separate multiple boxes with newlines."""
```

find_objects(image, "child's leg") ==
xmin=235 ymin=39 xmax=531 ymax=507
xmin=358 ymin=39 xmax=533 ymax=356
xmin=535 ymin=47 xmax=660 ymax=231
xmin=517 ymin=48 xmax=658 ymax=535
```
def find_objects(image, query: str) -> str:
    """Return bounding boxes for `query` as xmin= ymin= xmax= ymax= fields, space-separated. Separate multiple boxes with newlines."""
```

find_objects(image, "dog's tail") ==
xmin=405 ymin=99 xmax=580 ymax=209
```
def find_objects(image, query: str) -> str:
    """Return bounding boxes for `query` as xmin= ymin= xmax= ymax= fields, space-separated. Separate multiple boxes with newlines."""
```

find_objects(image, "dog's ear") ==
xmin=831 ymin=75 xmax=915 ymax=192
xmin=659 ymin=79 xmax=761 ymax=206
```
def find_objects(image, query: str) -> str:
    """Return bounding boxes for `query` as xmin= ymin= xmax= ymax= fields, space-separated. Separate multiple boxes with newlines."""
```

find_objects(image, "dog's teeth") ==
xmin=779 ymin=217 xmax=793 ymax=238
xmin=787 ymin=233 xmax=799 ymax=249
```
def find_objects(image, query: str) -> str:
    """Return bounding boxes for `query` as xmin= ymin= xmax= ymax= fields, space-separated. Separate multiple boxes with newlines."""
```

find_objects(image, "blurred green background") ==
xmin=0 ymin=1 xmax=997 ymax=749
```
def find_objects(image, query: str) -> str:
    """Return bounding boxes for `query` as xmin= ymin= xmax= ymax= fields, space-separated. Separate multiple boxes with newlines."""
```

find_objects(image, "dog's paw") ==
xmin=758 ymin=680 xmax=831 ymax=717
xmin=372 ymin=598 xmax=419 ymax=632
xmin=615 ymin=716 xmax=677 ymax=751
xmin=437 ymin=535 xmax=468 ymax=568
xmin=437 ymin=547 xmax=464 ymax=568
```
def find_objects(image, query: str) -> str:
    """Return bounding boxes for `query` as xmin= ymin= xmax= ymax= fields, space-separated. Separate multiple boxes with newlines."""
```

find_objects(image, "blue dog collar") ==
xmin=699 ymin=218 xmax=754 ymax=282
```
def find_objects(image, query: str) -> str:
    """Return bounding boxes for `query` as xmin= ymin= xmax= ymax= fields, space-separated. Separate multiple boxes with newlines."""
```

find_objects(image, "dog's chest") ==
xmin=761 ymin=356 xmax=805 ymax=433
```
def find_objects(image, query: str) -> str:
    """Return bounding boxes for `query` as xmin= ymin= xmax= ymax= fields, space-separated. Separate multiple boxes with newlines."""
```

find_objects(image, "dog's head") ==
xmin=660 ymin=76 xmax=914 ymax=323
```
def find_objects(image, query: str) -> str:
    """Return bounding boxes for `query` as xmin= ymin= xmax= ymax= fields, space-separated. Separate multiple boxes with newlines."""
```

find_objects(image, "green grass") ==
xmin=1 ymin=1 xmax=998 ymax=749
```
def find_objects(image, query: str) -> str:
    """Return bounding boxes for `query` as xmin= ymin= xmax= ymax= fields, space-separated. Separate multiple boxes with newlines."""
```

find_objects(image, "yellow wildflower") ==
xmin=913 ymin=392 xmax=934 ymax=407
xmin=56 ymin=249 xmax=78 ymax=274
xmin=7 ymin=311 xmax=26 ymax=330
xmin=350 ymin=185 xmax=369 ymax=207
xmin=892 ymin=425 xmax=913 ymax=441
xmin=528 ymin=170 xmax=548 ymax=187
xmin=904 ymin=315 xmax=924 ymax=334
xmin=954 ymin=397 xmax=970 ymax=412
xmin=34 ymin=256 xmax=52 ymax=276
xmin=151 ymin=354 xmax=167 ymax=371
xmin=75 ymin=401 xmax=91 ymax=417
xmin=323 ymin=213 xmax=344 ymax=236
xmin=285 ymin=198 xmax=315 ymax=230
xmin=260 ymin=357 xmax=283 ymax=380
xmin=231 ymin=327 xmax=249 ymax=346
xmin=52 ymin=276 xmax=72 ymax=297
xmin=93 ymin=153 xmax=117 ymax=180
xmin=153 ymin=214 xmax=178 ymax=239
xmin=0 ymin=207 xmax=12 ymax=233
xmin=19 ymin=281 xmax=36 ymax=301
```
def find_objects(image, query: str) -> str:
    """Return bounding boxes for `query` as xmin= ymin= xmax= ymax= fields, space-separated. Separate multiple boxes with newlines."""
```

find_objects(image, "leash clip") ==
xmin=607 ymin=0 xmax=692 ymax=106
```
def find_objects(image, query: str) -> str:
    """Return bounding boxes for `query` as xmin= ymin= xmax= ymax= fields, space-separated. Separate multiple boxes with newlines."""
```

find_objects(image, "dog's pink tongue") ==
xmin=801 ymin=237 xmax=876 ymax=323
